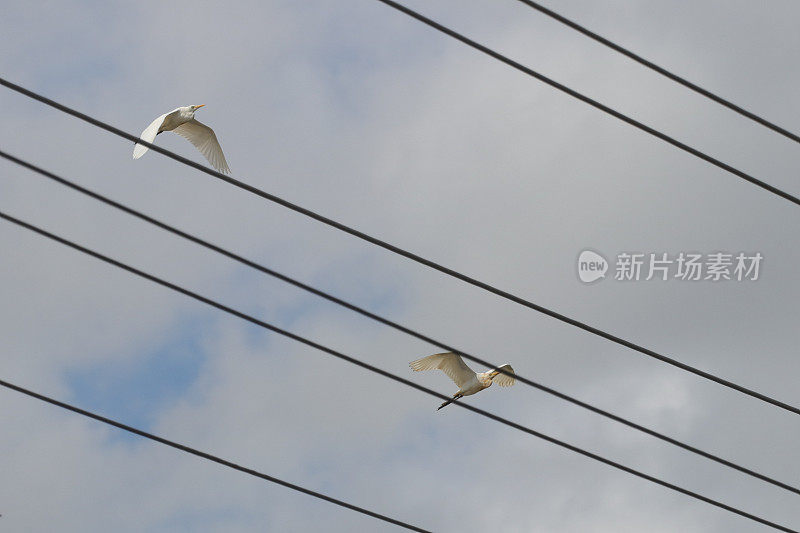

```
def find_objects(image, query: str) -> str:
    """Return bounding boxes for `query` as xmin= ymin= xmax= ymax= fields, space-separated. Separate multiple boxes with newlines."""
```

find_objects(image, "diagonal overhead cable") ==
xmin=370 ymin=0 xmax=800 ymax=206
xmin=1 ymin=78 xmax=798 ymax=416
xmin=515 ymin=0 xmax=800 ymax=144
xmin=2 ymin=149 xmax=798 ymax=497
xmin=0 ymin=378 xmax=430 ymax=532
xmin=0 ymin=211 xmax=797 ymax=533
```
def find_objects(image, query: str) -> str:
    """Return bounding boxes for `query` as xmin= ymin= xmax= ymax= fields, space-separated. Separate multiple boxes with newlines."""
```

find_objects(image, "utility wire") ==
xmin=514 ymin=0 xmax=800 ymax=145
xmin=0 ymin=210 xmax=796 ymax=533
xmin=1 ymin=78 xmax=798 ymax=417
xmin=3 ymin=149 xmax=798 ymax=497
xmin=370 ymin=0 xmax=800 ymax=207
xmin=0 ymin=379 xmax=430 ymax=533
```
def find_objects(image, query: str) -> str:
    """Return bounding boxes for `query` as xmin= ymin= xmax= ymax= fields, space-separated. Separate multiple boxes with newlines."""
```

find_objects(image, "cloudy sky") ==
xmin=1 ymin=0 xmax=799 ymax=531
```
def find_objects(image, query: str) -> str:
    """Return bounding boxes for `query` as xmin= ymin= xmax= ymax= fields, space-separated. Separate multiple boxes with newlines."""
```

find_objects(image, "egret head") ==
xmin=487 ymin=364 xmax=515 ymax=388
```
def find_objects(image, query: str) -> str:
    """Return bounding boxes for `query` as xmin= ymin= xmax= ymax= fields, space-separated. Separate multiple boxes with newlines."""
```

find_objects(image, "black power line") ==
xmin=514 ymin=0 xmax=800 ymax=144
xmin=0 ymin=211 xmax=796 ymax=533
xmin=370 ymin=0 xmax=800 ymax=207
xmin=1 ymin=78 xmax=797 ymax=417
xmin=0 ymin=386 xmax=428 ymax=531
xmin=3 ymin=149 xmax=798 ymax=497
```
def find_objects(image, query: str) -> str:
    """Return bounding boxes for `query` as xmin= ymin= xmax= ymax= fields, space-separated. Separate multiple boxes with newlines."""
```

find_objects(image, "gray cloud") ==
xmin=0 ymin=0 xmax=798 ymax=531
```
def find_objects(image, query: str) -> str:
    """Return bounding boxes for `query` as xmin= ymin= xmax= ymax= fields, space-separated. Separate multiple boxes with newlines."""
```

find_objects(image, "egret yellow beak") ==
xmin=195 ymin=104 xmax=205 ymax=109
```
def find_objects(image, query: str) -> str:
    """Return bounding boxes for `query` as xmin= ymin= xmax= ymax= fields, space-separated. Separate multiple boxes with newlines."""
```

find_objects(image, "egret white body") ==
xmin=133 ymin=105 xmax=230 ymax=174
xmin=410 ymin=352 xmax=515 ymax=410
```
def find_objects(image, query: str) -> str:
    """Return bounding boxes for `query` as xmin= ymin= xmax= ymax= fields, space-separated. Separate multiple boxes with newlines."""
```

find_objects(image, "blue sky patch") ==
xmin=64 ymin=314 xmax=214 ymax=442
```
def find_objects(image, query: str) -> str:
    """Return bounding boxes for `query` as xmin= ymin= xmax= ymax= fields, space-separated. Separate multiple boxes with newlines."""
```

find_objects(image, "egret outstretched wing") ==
xmin=173 ymin=118 xmax=230 ymax=174
xmin=492 ymin=364 xmax=516 ymax=387
xmin=410 ymin=352 xmax=476 ymax=389
xmin=133 ymin=113 xmax=167 ymax=160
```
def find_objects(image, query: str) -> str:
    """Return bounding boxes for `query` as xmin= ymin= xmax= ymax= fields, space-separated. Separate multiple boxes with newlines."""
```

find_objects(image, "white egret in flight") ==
xmin=410 ymin=352 xmax=515 ymax=410
xmin=133 ymin=105 xmax=230 ymax=174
